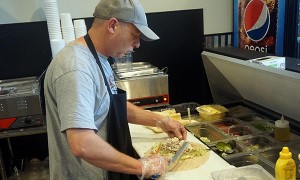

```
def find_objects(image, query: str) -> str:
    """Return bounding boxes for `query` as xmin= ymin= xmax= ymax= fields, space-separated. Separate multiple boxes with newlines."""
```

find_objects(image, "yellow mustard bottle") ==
xmin=275 ymin=147 xmax=296 ymax=180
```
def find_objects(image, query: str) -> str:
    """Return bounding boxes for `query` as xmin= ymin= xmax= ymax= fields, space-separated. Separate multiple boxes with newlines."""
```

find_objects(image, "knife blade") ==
xmin=169 ymin=141 xmax=190 ymax=165
xmin=150 ymin=141 xmax=190 ymax=179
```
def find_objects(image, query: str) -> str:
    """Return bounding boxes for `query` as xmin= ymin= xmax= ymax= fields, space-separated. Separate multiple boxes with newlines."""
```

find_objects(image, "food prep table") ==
xmin=129 ymin=124 xmax=235 ymax=180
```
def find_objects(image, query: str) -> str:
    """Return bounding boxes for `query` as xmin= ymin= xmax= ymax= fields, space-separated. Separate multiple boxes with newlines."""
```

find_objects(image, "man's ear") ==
xmin=107 ymin=18 xmax=118 ymax=33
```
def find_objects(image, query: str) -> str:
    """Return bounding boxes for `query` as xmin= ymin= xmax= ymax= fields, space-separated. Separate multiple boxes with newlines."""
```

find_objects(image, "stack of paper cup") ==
xmin=60 ymin=13 xmax=75 ymax=44
xmin=74 ymin=19 xmax=87 ymax=38
xmin=43 ymin=0 xmax=62 ymax=40
xmin=43 ymin=0 xmax=65 ymax=58
xmin=50 ymin=39 xmax=65 ymax=58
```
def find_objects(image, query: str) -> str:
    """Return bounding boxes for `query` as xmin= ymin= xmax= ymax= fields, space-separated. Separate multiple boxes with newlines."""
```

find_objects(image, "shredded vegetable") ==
xmin=149 ymin=137 xmax=208 ymax=160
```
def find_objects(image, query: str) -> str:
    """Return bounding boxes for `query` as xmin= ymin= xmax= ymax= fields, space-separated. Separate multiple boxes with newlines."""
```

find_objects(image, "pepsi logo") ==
xmin=243 ymin=0 xmax=270 ymax=41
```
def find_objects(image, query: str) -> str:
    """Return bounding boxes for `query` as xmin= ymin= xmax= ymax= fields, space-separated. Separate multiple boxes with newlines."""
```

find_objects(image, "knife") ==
xmin=169 ymin=141 xmax=190 ymax=165
xmin=150 ymin=141 xmax=190 ymax=179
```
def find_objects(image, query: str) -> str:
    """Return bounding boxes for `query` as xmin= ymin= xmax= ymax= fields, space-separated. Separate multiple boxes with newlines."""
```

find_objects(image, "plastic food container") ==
xmin=225 ymin=154 xmax=275 ymax=177
xmin=196 ymin=104 xmax=228 ymax=121
xmin=211 ymin=164 xmax=275 ymax=180
xmin=239 ymin=135 xmax=277 ymax=152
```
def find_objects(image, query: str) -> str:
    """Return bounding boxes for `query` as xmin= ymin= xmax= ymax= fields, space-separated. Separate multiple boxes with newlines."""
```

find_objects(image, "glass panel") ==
xmin=297 ymin=1 xmax=300 ymax=58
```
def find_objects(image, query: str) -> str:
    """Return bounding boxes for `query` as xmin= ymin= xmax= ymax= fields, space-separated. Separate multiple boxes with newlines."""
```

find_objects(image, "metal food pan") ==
xmin=224 ymin=124 xmax=258 ymax=137
xmin=211 ymin=118 xmax=242 ymax=133
xmin=259 ymin=146 xmax=300 ymax=179
xmin=113 ymin=62 xmax=151 ymax=69
xmin=124 ymin=62 xmax=151 ymax=67
xmin=239 ymin=135 xmax=278 ymax=152
xmin=114 ymin=63 xmax=153 ymax=73
xmin=285 ymin=140 xmax=300 ymax=152
xmin=225 ymin=153 xmax=275 ymax=177
xmin=185 ymin=122 xmax=228 ymax=144
xmin=237 ymin=113 xmax=267 ymax=122
xmin=227 ymin=105 xmax=255 ymax=118
xmin=267 ymin=131 xmax=300 ymax=142
xmin=115 ymin=67 xmax=163 ymax=79
xmin=210 ymin=139 xmax=245 ymax=157
xmin=259 ymin=147 xmax=300 ymax=164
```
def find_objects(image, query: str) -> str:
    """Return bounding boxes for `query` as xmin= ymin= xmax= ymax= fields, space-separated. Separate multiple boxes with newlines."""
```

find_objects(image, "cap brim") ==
xmin=134 ymin=24 xmax=159 ymax=41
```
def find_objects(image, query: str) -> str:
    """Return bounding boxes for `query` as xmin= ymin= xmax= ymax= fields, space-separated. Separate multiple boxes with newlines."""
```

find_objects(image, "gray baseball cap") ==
xmin=93 ymin=0 xmax=159 ymax=41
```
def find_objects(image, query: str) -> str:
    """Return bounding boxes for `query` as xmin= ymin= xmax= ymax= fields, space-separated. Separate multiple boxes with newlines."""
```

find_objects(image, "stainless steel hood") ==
xmin=201 ymin=50 xmax=300 ymax=121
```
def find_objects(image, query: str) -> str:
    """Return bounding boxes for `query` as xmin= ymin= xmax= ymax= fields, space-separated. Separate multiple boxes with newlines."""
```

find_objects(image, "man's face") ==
xmin=110 ymin=21 xmax=141 ymax=58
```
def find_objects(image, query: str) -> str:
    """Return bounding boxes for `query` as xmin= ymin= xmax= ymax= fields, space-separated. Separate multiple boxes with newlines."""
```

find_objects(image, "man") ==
xmin=44 ymin=0 xmax=187 ymax=179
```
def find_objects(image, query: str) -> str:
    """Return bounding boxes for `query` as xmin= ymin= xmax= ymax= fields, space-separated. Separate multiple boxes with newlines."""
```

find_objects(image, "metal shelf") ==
xmin=0 ymin=125 xmax=47 ymax=139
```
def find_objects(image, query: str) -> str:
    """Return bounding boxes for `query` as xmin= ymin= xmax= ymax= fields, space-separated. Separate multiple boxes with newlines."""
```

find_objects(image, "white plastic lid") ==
xmin=275 ymin=115 xmax=289 ymax=128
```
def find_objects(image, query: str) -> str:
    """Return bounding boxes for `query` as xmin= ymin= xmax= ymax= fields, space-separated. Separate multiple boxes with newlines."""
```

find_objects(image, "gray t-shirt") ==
xmin=44 ymin=42 xmax=117 ymax=180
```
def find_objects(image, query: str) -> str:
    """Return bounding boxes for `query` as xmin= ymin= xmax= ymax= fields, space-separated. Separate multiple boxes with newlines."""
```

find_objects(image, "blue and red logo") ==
xmin=243 ymin=0 xmax=270 ymax=41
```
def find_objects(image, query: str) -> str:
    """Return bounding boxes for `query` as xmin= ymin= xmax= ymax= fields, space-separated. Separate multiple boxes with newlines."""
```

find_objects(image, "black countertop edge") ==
xmin=203 ymin=47 xmax=300 ymax=73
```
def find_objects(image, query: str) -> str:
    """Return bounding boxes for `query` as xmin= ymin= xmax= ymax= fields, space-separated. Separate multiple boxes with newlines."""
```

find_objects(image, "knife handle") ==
xmin=150 ymin=173 xmax=160 ymax=179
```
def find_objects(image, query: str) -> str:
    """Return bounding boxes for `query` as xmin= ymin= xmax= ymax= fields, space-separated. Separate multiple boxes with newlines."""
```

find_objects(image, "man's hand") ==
xmin=139 ymin=155 xmax=170 ymax=179
xmin=156 ymin=117 xmax=187 ymax=140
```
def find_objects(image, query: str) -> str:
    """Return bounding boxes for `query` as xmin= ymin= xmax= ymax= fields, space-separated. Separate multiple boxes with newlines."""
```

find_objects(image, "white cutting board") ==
xmin=129 ymin=124 xmax=235 ymax=180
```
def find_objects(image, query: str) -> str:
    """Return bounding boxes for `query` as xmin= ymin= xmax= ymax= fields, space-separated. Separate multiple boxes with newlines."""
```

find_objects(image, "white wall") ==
xmin=0 ymin=0 xmax=233 ymax=34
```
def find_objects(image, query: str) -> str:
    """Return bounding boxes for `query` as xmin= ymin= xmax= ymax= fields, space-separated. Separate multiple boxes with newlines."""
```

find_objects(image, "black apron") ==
xmin=84 ymin=34 xmax=136 ymax=180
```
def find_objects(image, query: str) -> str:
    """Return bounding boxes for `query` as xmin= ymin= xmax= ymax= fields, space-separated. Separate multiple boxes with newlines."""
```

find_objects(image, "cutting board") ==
xmin=129 ymin=124 xmax=235 ymax=180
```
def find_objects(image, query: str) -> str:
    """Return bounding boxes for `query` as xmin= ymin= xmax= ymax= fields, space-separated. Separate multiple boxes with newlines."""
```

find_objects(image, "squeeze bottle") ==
xmin=275 ymin=147 xmax=296 ymax=180
xmin=274 ymin=115 xmax=290 ymax=141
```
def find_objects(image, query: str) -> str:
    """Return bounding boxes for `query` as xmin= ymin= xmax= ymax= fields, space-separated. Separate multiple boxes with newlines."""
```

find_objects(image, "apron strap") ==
xmin=84 ymin=34 xmax=113 ymax=97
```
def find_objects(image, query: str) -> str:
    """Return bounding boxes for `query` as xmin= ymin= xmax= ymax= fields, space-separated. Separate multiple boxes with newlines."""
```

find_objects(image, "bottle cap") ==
xmin=275 ymin=115 xmax=289 ymax=128
xmin=279 ymin=147 xmax=292 ymax=159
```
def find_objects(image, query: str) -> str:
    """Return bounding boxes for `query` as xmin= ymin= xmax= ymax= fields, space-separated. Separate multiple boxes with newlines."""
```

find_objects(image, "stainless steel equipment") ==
xmin=0 ymin=77 xmax=44 ymax=130
xmin=113 ymin=62 xmax=169 ymax=108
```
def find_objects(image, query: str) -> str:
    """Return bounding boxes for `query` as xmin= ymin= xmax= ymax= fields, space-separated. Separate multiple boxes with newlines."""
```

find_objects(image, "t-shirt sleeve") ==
xmin=54 ymin=70 xmax=97 ymax=131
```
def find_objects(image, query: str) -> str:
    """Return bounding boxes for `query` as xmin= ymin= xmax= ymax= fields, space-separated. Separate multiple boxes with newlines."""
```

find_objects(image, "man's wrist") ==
xmin=157 ymin=116 xmax=171 ymax=123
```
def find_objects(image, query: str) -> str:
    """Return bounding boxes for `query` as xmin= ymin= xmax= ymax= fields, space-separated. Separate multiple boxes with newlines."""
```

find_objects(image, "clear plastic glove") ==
xmin=156 ymin=117 xmax=187 ymax=140
xmin=139 ymin=155 xmax=170 ymax=179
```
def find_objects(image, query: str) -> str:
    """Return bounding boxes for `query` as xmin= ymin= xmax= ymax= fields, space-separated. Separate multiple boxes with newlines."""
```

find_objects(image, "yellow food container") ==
xmin=196 ymin=104 xmax=228 ymax=121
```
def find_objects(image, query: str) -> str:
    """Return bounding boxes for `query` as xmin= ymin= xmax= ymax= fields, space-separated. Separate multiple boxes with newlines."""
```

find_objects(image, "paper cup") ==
xmin=50 ymin=39 xmax=65 ymax=58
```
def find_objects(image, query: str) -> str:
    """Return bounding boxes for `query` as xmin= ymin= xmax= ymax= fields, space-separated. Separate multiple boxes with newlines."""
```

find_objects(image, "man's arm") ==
xmin=66 ymin=128 xmax=169 ymax=178
xmin=66 ymin=128 xmax=142 ymax=174
xmin=126 ymin=102 xmax=164 ymax=126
